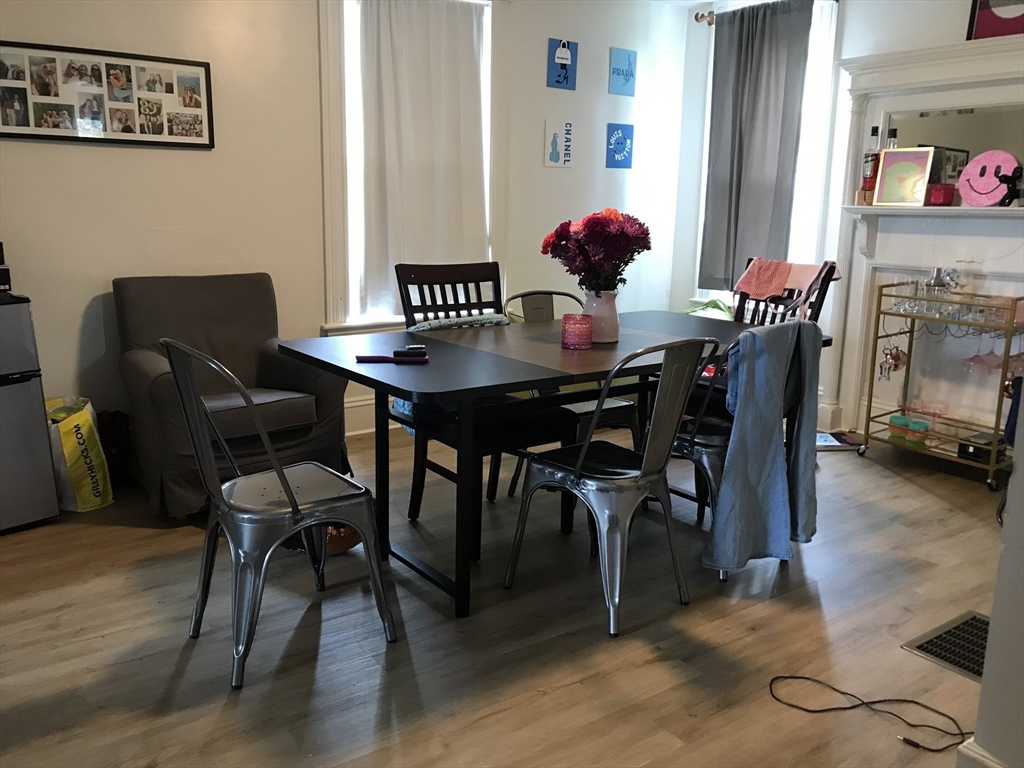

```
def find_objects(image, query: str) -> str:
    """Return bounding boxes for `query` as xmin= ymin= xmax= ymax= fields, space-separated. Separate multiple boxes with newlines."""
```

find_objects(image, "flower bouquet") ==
xmin=541 ymin=207 xmax=650 ymax=342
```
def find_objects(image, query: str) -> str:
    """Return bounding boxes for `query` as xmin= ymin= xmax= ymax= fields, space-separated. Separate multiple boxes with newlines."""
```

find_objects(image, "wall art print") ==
xmin=546 ymin=38 xmax=578 ymax=90
xmin=544 ymin=118 xmax=575 ymax=168
xmin=606 ymin=123 xmax=633 ymax=169
xmin=0 ymin=40 xmax=213 ymax=149
xmin=608 ymin=47 xmax=636 ymax=97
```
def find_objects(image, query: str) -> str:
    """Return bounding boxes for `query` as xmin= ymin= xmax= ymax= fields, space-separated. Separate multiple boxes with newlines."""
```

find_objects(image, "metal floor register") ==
xmin=902 ymin=611 xmax=990 ymax=682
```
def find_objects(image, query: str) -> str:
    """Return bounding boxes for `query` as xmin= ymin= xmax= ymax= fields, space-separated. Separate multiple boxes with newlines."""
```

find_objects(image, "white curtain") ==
xmin=360 ymin=0 xmax=488 ymax=318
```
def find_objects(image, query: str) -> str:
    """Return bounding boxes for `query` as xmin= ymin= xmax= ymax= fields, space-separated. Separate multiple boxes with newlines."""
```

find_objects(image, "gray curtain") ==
xmin=698 ymin=0 xmax=814 ymax=291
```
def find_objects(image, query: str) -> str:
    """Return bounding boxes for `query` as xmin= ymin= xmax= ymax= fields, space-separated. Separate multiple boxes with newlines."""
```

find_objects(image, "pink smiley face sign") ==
xmin=959 ymin=150 xmax=1021 ymax=206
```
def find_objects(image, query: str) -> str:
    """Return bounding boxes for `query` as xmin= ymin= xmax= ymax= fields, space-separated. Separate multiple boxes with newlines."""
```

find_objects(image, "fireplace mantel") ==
xmin=819 ymin=39 xmax=1024 ymax=432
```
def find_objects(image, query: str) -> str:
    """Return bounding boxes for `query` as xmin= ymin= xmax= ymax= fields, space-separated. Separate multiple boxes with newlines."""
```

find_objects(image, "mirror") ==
xmin=887 ymin=104 xmax=1024 ymax=183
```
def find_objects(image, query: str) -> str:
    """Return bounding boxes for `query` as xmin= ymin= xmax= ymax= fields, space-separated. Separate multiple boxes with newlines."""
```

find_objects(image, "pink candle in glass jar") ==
xmin=561 ymin=313 xmax=593 ymax=349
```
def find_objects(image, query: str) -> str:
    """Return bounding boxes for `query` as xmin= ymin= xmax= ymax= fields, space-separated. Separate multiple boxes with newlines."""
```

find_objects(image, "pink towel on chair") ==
xmin=734 ymin=259 xmax=791 ymax=301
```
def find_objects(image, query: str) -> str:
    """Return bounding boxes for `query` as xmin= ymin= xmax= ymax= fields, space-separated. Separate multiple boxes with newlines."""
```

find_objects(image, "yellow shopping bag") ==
xmin=45 ymin=397 xmax=113 ymax=512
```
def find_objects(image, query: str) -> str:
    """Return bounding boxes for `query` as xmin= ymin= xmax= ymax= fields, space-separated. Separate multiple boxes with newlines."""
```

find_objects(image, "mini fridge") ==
xmin=0 ymin=293 xmax=59 ymax=531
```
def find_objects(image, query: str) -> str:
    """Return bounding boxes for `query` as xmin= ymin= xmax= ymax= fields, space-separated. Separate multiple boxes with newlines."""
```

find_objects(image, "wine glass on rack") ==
xmin=962 ymin=332 xmax=986 ymax=372
xmin=978 ymin=333 xmax=1004 ymax=375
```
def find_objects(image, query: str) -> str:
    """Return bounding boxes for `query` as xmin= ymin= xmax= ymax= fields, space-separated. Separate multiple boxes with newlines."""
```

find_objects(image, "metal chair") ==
xmin=162 ymin=339 xmax=397 ymax=689
xmin=501 ymin=290 xmax=642 ymax=498
xmin=504 ymin=338 xmax=717 ymax=636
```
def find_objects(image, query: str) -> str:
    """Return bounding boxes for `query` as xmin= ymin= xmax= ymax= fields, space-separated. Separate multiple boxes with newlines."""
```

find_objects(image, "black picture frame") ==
xmin=0 ymin=40 xmax=214 ymax=149
xmin=967 ymin=0 xmax=982 ymax=40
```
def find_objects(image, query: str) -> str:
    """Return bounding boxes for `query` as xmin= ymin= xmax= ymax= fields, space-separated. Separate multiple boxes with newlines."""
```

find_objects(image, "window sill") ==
xmin=321 ymin=319 xmax=407 ymax=337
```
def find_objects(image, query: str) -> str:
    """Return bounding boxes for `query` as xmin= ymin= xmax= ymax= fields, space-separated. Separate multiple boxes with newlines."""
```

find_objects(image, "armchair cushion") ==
xmin=204 ymin=389 xmax=317 ymax=439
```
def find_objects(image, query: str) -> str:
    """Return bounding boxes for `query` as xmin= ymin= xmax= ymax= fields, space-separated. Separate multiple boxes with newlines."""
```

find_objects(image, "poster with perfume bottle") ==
xmin=544 ymin=118 xmax=574 ymax=167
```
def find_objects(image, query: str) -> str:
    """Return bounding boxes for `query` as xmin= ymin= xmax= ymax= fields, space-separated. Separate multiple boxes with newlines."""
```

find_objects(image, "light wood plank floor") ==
xmin=0 ymin=430 xmax=1003 ymax=767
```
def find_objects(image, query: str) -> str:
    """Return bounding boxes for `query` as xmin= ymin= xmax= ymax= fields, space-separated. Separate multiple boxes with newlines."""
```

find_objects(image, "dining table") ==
xmin=279 ymin=310 xmax=830 ymax=617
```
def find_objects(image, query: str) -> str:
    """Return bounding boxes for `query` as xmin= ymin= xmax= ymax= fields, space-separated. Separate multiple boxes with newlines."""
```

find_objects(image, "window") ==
xmin=694 ymin=0 xmax=839 ymax=302
xmin=337 ymin=0 xmax=492 ymax=326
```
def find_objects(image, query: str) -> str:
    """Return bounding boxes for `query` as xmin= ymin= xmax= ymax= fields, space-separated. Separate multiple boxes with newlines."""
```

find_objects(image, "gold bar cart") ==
xmin=859 ymin=281 xmax=1022 ymax=491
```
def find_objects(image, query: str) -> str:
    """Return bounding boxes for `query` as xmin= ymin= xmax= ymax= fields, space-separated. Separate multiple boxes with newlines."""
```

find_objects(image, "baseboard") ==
xmin=957 ymin=738 xmax=1010 ymax=768
xmin=344 ymin=394 xmax=401 ymax=437
xmin=817 ymin=401 xmax=843 ymax=432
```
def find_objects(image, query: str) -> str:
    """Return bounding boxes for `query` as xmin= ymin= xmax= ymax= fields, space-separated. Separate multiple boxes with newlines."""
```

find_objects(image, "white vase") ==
xmin=583 ymin=290 xmax=619 ymax=343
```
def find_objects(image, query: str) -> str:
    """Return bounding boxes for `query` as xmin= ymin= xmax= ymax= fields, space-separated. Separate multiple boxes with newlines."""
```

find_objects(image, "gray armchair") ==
xmin=113 ymin=273 xmax=349 ymax=518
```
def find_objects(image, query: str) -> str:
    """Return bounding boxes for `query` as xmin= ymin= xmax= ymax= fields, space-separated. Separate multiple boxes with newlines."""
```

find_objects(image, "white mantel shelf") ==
xmin=842 ymin=205 xmax=1024 ymax=219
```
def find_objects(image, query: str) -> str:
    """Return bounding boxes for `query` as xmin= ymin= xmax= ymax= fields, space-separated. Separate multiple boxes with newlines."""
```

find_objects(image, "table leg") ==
xmin=560 ymin=493 xmax=575 ymax=534
xmin=455 ymin=398 xmax=481 ymax=617
xmin=637 ymin=374 xmax=651 ymax=431
xmin=374 ymin=390 xmax=391 ymax=560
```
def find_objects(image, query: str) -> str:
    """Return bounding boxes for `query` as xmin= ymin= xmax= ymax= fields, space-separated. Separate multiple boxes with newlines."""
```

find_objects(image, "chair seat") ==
xmin=222 ymin=461 xmax=367 ymax=514
xmin=560 ymin=397 xmax=634 ymax=418
xmin=205 ymin=388 xmax=316 ymax=439
xmin=532 ymin=440 xmax=643 ymax=480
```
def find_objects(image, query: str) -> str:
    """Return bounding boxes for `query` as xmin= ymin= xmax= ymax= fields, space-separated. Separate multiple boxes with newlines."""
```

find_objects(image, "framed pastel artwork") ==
xmin=873 ymin=148 xmax=934 ymax=206
xmin=0 ymin=40 xmax=213 ymax=149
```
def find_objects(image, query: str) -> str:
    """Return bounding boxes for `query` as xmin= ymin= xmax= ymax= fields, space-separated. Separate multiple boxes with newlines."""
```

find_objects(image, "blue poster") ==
xmin=546 ymin=38 xmax=578 ymax=90
xmin=606 ymin=123 xmax=633 ymax=168
xmin=608 ymin=48 xmax=636 ymax=97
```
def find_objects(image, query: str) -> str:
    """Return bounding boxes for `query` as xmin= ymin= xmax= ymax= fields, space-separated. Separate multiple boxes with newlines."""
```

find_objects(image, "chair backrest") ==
xmin=576 ymin=338 xmax=717 ymax=482
xmin=161 ymin=339 xmax=303 ymax=522
xmin=113 ymin=273 xmax=278 ymax=389
xmin=733 ymin=260 xmax=836 ymax=326
xmin=395 ymin=262 xmax=503 ymax=328
xmin=504 ymin=290 xmax=584 ymax=322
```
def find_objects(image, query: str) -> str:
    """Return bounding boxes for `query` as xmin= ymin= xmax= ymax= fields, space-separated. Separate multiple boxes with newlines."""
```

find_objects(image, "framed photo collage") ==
xmin=0 ymin=40 xmax=213 ymax=149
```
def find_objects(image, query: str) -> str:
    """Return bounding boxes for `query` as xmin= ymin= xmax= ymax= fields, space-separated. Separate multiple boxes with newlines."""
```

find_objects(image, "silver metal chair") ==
xmin=499 ymin=290 xmax=642 ymax=498
xmin=161 ymin=339 xmax=397 ymax=689
xmin=504 ymin=337 xmax=718 ymax=636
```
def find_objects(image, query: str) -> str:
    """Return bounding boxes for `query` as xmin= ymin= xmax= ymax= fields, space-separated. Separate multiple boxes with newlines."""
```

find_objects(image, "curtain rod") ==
xmin=694 ymin=10 xmax=715 ymax=26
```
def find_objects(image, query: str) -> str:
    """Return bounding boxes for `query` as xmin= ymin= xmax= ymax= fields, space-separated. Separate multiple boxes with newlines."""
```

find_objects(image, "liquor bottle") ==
xmin=885 ymin=127 xmax=898 ymax=148
xmin=858 ymin=126 xmax=881 ymax=205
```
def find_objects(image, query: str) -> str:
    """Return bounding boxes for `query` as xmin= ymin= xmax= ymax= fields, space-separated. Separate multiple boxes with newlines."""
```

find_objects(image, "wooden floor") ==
xmin=0 ymin=430 xmax=1004 ymax=768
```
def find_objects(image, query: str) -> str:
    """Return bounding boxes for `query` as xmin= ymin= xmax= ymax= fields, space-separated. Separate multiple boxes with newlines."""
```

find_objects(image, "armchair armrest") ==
xmin=122 ymin=352 xmax=181 ymax=417
xmin=256 ymin=338 xmax=348 ymax=407
xmin=120 ymin=347 xmax=189 ymax=470
xmin=121 ymin=348 xmax=174 ymax=402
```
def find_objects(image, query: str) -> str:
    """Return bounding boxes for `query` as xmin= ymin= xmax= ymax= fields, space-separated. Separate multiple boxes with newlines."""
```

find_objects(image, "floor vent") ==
xmin=902 ymin=611 xmax=989 ymax=682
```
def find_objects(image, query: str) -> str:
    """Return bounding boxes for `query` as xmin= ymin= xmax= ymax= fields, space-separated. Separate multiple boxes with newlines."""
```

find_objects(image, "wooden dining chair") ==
xmin=733 ymin=259 xmax=837 ymax=326
xmin=694 ymin=259 xmax=836 ymax=432
xmin=500 ymin=290 xmax=642 ymax=497
xmin=392 ymin=264 xmax=579 ymax=538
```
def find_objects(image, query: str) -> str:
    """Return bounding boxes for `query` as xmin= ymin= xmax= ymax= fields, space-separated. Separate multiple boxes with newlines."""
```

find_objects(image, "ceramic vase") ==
xmin=583 ymin=290 xmax=619 ymax=343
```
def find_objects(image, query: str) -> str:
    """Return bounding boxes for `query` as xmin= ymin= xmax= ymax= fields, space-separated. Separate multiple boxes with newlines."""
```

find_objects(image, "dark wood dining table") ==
xmin=279 ymin=310 xmax=830 ymax=617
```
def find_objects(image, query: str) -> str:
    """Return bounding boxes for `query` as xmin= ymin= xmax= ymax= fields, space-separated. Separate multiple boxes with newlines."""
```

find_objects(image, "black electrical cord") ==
xmin=769 ymin=675 xmax=975 ymax=753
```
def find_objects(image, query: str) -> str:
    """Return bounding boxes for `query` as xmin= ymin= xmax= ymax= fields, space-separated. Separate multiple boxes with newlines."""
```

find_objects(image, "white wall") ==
xmin=0 ymin=0 xmax=325 ymax=412
xmin=959 ymin=417 xmax=1024 ymax=768
xmin=838 ymin=0 xmax=974 ymax=59
xmin=493 ymin=0 xmax=690 ymax=312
